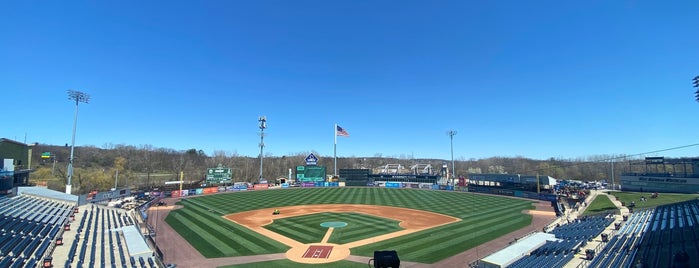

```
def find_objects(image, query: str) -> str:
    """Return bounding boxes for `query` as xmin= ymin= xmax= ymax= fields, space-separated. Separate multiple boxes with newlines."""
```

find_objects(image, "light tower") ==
xmin=258 ymin=116 xmax=267 ymax=182
xmin=66 ymin=89 xmax=90 ymax=195
xmin=447 ymin=130 xmax=457 ymax=188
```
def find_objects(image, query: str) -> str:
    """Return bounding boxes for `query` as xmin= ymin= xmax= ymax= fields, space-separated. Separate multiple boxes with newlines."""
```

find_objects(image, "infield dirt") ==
xmin=224 ymin=204 xmax=460 ymax=263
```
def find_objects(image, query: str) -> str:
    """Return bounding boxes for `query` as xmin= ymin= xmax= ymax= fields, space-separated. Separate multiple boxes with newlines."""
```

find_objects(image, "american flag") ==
xmin=336 ymin=125 xmax=349 ymax=137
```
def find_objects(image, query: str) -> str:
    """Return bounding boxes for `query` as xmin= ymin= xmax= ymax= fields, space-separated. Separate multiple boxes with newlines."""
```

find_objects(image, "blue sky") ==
xmin=2 ymin=1 xmax=699 ymax=160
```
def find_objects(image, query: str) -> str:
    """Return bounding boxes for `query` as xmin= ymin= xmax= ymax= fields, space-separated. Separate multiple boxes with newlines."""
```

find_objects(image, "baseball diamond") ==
xmin=153 ymin=187 xmax=556 ymax=267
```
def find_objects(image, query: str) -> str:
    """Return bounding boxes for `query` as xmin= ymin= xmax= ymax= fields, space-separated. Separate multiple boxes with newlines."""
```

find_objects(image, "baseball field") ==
xmin=157 ymin=187 xmax=553 ymax=267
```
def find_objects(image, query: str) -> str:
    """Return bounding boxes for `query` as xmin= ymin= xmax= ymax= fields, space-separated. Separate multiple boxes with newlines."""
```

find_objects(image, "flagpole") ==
xmin=334 ymin=123 xmax=337 ymax=178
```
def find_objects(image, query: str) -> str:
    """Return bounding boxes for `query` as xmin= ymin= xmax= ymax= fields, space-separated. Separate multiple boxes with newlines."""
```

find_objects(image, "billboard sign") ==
xmin=645 ymin=157 xmax=664 ymax=164
xmin=305 ymin=153 xmax=319 ymax=166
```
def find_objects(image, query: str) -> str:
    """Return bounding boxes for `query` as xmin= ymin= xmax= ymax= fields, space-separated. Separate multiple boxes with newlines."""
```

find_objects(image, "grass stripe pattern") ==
xmin=165 ymin=187 xmax=535 ymax=263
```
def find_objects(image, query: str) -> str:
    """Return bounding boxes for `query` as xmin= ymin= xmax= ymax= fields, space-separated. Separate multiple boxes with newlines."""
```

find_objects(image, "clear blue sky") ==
xmin=2 ymin=1 xmax=698 ymax=160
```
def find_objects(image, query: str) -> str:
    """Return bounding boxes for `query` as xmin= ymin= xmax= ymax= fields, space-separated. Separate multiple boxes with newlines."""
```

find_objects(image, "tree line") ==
xmin=28 ymin=143 xmax=633 ymax=194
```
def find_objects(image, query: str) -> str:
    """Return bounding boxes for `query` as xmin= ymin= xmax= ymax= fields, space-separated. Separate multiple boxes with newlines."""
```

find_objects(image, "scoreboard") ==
xmin=206 ymin=167 xmax=232 ymax=183
xmin=296 ymin=165 xmax=326 ymax=182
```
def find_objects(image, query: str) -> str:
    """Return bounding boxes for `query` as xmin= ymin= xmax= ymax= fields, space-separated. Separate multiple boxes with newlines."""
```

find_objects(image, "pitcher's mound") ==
xmin=320 ymin=222 xmax=347 ymax=228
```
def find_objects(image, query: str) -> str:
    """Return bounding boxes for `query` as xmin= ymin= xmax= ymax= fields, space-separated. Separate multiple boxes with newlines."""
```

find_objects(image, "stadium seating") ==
xmin=0 ymin=195 xmax=74 ymax=267
xmin=508 ymin=214 xmax=614 ymax=268
xmin=1 ymin=192 xmax=157 ymax=268
xmin=588 ymin=209 xmax=652 ymax=267
xmin=587 ymin=200 xmax=699 ymax=268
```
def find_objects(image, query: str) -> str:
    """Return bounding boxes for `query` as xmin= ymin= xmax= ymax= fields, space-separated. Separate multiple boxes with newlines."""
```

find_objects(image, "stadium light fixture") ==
xmin=258 ymin=116 xmax=267 ymax=182
xmin=66 ymin=89 xmax=90 ymax=195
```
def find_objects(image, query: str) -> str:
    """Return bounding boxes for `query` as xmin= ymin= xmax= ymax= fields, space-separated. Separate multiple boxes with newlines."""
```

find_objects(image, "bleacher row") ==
xmin=507 ymin=215 xmax=614 ymax=268
xmin=586 ymin=209 xmax=653 ymax=267
xmin=58 ymin=205 xmax=158 ymax=268
xmin=0 ymin=195 xmax=75 ymax=268
xmin=580 ymin=199 xmax=699 ymax=268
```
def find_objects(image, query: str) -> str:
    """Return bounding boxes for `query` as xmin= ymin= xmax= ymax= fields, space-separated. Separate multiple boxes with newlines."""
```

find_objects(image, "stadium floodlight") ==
xmin=66 ymin=89 xmax=90 ymax=195
xmin=693 ymin=75 xmax=699 ymax=103
xmin=447 ymin=130 xmax=457 ymax=188
xmin=258 ymin=116 xmax=267 ymax=182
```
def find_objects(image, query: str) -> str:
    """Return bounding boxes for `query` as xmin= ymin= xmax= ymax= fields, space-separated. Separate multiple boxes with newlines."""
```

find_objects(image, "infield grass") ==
xmin=264 ymin=212 xmax=402 ymax=244
xmin=166 ymin=187 xmax=536 ymax=263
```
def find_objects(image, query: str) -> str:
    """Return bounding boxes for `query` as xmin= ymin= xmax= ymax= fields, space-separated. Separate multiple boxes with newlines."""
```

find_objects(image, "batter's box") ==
xmin=302 ymin=245 xmax=333 ymax=259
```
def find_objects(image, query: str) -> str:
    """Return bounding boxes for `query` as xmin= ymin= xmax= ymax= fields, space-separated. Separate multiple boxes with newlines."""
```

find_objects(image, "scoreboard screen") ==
xmin=296 ymin=165 xmax=326 ymax=182
xmin=206 ymin=167 xmax=232 ymax=183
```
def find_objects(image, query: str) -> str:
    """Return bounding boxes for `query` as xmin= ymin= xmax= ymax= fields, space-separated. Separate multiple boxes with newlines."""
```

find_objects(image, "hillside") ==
xmin=28 ymin=143 xmax=627 ymax=194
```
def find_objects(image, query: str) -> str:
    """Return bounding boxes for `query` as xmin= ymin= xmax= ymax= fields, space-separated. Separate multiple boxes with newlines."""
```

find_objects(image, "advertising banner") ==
xmin=385 ymin=182 xmax=401 ymax=188
xmin=254 ymin=184 xmax=269 ymax=190
xmin=171 ymin=190 xmax=180 ymax=198
xmin=302 ymin=182 xmax=315 ymax=187
xmin=196 ymin=188 xmax=204 ymax=195
xmin=419 ymin=183 xmax=433 ymax=189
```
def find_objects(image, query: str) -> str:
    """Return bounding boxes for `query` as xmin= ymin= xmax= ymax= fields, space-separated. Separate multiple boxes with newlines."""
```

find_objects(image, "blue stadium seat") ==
xmin=9 ymin=256 xmax=25 ymax=268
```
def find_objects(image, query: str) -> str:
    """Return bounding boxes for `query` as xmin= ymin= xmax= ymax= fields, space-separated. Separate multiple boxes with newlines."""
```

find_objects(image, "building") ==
xmin=620 ymin=157 xmax=699 ymax=194
xmin=468 ymin=173 xmax=556 ymax=191
xmin=0 ymin=138 xmax=33 ymax=193
xmin=340 ymin=164 xmax=443 ymax=187
xmin=467 ymin=173 xmax=557 ymax=200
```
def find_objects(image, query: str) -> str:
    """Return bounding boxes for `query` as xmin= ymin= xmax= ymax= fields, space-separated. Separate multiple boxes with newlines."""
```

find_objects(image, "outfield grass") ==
xmin=582 ymin=194 xmax=618 ymax=216
xmin=166 ymin=187 xmax=536 ymax=264
xmin=165 ymin=199 xmax=290 ymax=258
xmin=264 ymin=212 xmax=402 ymax=244
xmin=609 ymin=191 xmax=699 ymax=210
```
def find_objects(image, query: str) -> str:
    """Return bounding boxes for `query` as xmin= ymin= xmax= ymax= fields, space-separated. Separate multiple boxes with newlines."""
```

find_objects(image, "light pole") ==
xmin=610 ymin=159 xmax=614 ymax=191
xmin=693 ymin=75 xmax=699 ymax=102
xmin=447 ymin=130 xmax=457 ymax=188
xmin=258 ymin=116 xmax=267 ymax=182
xmin=66 ymin=90 xmax=90 ymax=195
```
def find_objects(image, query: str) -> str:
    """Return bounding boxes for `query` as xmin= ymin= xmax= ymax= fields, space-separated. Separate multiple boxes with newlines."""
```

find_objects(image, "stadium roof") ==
xmin=16 ymin=186 xmax=79 ymax=203
xmin=123 ymin=225 xmax=154 ymax=259
xmin=480 ymin=232 xmax=558 ymax=268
